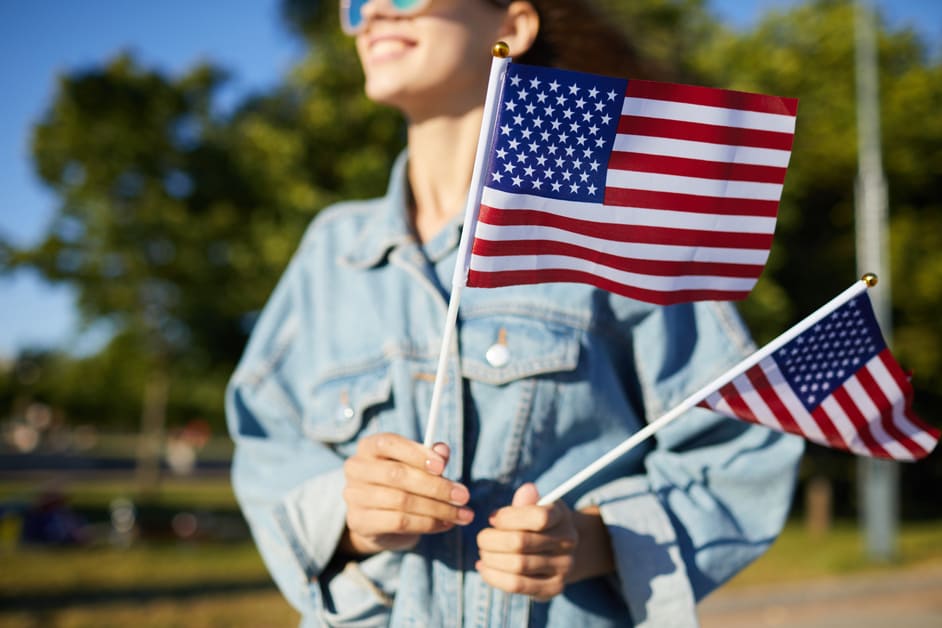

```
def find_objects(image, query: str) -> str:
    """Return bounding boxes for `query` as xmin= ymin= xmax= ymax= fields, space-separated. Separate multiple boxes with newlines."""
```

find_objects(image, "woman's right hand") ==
xmin=340 ymin=433 xmax=474 ymax=556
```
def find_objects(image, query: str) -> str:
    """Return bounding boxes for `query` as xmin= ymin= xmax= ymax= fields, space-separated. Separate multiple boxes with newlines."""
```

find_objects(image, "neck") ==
xmin=406 ymin=106 xmax=484 ymax=242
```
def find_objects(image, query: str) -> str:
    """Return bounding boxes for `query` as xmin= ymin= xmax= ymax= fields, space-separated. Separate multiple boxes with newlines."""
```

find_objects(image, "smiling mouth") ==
xmin=366 ymin=36 xmax=416 ymax=61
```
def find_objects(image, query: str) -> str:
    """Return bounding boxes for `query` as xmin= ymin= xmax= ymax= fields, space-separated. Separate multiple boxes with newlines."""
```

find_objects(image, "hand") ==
xmin=341 ymin=433 xmax=474 ymax=556
xmin=475 ymin=483 xmax=578 ymax=601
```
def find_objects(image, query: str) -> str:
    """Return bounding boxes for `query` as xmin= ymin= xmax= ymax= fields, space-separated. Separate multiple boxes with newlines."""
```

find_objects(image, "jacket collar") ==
xmin=341 ymin=150 xmax=464 ymax=268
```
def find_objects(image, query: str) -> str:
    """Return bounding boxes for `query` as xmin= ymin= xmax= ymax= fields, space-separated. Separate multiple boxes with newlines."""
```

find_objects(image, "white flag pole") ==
xmin=537 ymin=274 xmax=878 ymax=506
xmin=423 ymin=43 xmax=512 ymax=448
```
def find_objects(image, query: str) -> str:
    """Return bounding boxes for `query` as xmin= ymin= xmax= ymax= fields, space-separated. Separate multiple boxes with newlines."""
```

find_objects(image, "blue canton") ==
xmin=772 ymin=294 xmax=886 ymax=411
xmin=485 ymin=64 xmax=627 ymax=203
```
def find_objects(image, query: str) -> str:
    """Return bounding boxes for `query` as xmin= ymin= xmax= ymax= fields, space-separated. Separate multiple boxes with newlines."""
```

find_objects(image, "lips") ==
xmin=363 ymin=34 xmax=417 ymax=63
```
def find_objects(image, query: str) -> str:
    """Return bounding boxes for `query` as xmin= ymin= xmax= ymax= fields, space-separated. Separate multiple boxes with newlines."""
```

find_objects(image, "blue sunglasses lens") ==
xmin=342 ymin=0 xmax=429 ymax=34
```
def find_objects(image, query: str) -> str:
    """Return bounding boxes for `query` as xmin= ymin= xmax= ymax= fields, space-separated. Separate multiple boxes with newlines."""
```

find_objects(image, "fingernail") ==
xmin=457 ymin=508 xmax=474 ymax=524
xmin=432 ymin=442 xmax=450 ymax=458
xmin=425 ymin=457 xmax=444 ymax=474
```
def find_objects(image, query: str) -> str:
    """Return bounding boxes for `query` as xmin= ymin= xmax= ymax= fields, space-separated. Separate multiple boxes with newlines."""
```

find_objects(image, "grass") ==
xmin=1 ymin=475 xmax=940 ymax=627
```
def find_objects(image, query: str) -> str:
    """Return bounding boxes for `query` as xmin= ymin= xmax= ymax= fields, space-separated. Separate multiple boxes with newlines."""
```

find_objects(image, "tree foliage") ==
xmin=1 ymin=1 xmax=939 ymax=501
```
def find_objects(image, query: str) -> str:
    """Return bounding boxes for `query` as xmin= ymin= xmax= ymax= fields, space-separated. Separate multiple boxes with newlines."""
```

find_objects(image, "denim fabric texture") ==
xmin=226 ymin=152 xmax=804 ymax=627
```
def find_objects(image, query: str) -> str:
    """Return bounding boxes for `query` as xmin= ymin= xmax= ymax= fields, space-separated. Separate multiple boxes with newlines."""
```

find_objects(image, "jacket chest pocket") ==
xmin=303 ymin=361 xmax=393 ymax=458
xmin=459 ymin=314 xmax=582 ymax=481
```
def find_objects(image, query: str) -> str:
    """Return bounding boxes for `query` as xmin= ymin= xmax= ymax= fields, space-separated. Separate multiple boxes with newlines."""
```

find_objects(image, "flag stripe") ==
xmin=624 ymin=79 xmax=799 ymax=116
xmin=608 ymin=150 xmax=789 ymax=185
xmin=874 ymin=351 xmax=941 ymax=451
xmin=478 ymin=205 xmax=775 ymax=249
xmin=470 ymin=237 xmax=765 ymax=279
xmin=617 ymin=115 xmax=796 ymax=151
xmin=830 ymin=381 xmax=891 ymax=459
xmin=466 ymin=268 xmax=752 ymax=304
xmin=603 ymin=187 xmax=781 ymax=218
xmin=482 ymin=188 xmax=777 ymax=233
xmin=623 ymin=96 xmax=797 ymax=134
xmin=613 ymin=134 xmax=793 ymax=168
xmin=473 ymin=222 xmax=772 ymax=265
xmin=605 ymin=169 xmax=784 ymax=201
xmin=856 ymin=358 xmax=927 ymax=459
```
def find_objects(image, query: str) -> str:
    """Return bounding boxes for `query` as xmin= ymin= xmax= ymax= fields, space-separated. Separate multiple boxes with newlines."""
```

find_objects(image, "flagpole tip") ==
xmin=862 ymin=272 xmax=879 ymax=287
xmin=492 ymin=41 xmax=510 ymax=58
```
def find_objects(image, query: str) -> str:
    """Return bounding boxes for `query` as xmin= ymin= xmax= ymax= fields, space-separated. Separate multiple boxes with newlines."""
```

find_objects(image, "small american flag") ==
xmin=466 ymin=63 xmax=798 ymax=305
xmin=699 ymin=291 xmax=939 ymax=460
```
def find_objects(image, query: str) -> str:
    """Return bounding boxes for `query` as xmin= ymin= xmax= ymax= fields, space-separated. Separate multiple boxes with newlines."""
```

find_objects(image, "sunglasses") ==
xmin=340 ymin=0 xmax=511 ymax=36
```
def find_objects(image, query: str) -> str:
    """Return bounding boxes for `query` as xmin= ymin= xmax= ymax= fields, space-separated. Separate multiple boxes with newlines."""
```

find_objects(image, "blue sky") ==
xmin=0 ymin=0 xmax=940 ymax=359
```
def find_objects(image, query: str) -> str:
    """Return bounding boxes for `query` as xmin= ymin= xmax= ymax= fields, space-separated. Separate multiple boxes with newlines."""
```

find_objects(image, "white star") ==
xmin=503 ymin=162 xmax=515 ymax=173
xmin=491 ymin=171 xmax=503 ymax=183
xmin=549 ymin=80 xmax=560 ymax=92
xmin=508 ymin=138 xmax=520 ymax=150
xmin=525 ymin=103 xmax=536 ymax=115
xmin=512 ymin=175 xmax=523 ymax=186
xmin=607 ymin=89 xmax=617 ymax=101
xmin=532 ymin=179 xmax=543 ymax=190
xmin=544 ymin=168 xmax=555 ymax=179
xmin=562 ymin=108 xmax=574 ymax=120
xmin=562 ymin=170 xmax=572 ymax=181
xmin=568 ymin=83 xmax=581 ymax=95
xmin=587 ymin=184 xmax=598 ymax=195
xmin=570 ymin=182 xmax=580 ymax=193
xmin=524 ymin=165 xmax=535 ymax=177
xmin=575 ymin=97 xmax=586 ymax=109
xmin=500 ymin=124 xmax=512 ymax=136
xmin=518 ymin=88 xmax=530 ymax=100
xmin=521 ymin=128 xmax=532 ymax=140
xmin=496 ymin=148 xmax=508 ymax=159
xmin=515 ymin=152 xmax=527 ymax=163
xmin=551 ymin=181 xmax=562 ymax=192
xmin=505 ymin=100 xmax=517 ymax=112
xmin=510 ymin=75 xmax=521 ymax=87
xmin=544 ymin=105 xmax=556 ymax=117
xmin=588 ymin=87 xmax=599 ymax=99
xmin=536 ymin=91 xmax=548 ymax=104
xmin=536 ymin=155 xmax=547 ymax=166
xmin=530 ymin=77 xmax=541 ymax=89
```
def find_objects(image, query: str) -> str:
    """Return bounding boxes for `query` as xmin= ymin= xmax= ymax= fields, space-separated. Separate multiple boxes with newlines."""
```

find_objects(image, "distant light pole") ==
xmin=854 ymin=0 xmax=898 ymax=562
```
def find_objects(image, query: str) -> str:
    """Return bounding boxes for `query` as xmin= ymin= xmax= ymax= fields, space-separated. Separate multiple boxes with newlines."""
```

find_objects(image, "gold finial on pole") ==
xmin=492 ymin=41 xmax=510 ymax=58
xmin=862 ymin=272 xmax=879 ymax=287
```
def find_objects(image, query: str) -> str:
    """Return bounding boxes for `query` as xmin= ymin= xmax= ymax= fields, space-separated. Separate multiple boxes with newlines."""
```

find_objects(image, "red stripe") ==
xmin=877 ymin=351 xmax=940 ymax=442
xmin=750 ymin=360 xmax=848 ymax=450
xmin=608 ymin=151 xmax=788 ymax=185
xmin=478 ymin=206 xmax=774 ymax=249
xmin=470 ymin=238 xmax=765 ymax=279
xmin=624 ymin=80 xmax=799 ymax=117
xmin=465 ymin=269 xmax=751 ymax=305
xmin=744 ymin=365 xmax=806 ymax=436
xmin=856 ymin=359 xmax=925 ymax=459
xmin=829 ymin=381 xmax=890 ymax=459
xmin=603 ymin=187 xmax=780 ymax=218
xmin=715 ymin=382 xmax=760 ymax=423
xmin=617 ymin=115 xmax=795 ymax=151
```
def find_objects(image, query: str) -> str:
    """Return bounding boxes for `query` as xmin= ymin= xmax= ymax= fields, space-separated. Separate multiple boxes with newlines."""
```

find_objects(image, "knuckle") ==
xmin=394 ymin=512 xmax=411 ymax=532
xmin=386 ymin=463 xmax=405 ymax=484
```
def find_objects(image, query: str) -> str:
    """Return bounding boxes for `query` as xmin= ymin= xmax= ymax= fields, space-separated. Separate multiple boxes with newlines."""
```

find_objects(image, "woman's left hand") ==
xmin=475 ymin=483 xmax=578 ymax=601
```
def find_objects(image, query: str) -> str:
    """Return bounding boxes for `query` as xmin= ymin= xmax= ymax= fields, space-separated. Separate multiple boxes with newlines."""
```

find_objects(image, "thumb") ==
xmin=512 ymin=482 xmax=540 ymax=507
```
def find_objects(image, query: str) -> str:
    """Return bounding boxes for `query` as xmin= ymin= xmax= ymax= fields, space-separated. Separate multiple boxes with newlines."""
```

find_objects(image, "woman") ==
xmin=226 ymin=1 xmax=803 ymax=626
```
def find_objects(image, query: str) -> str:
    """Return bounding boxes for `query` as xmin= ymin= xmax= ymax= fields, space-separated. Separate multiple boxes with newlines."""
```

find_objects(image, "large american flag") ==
xmin=465 ymin=63 xmax=798 ymax=305
xmin=699 ymin=292 xmax=939 ymax=460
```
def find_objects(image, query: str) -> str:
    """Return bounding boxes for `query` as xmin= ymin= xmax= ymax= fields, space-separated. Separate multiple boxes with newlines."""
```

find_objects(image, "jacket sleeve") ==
xmin=576 ymin=300 xmax=804 ymax=628
xmin=225 ymin=239 xmax=400 ymax=627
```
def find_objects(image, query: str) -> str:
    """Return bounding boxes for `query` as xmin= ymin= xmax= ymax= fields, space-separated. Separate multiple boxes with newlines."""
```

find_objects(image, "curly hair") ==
xmin=508 ymin=0 xmax=657 ymax=79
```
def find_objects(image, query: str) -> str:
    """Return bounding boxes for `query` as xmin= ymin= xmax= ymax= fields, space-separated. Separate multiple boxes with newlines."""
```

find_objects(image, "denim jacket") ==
xmin=226 ymin=152 xmax=803 ymax=628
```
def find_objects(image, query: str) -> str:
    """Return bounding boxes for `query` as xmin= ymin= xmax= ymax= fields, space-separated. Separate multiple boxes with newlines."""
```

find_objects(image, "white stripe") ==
xmin=865 ymin=356 xmax=937 ymax=453
xmin=759 ymin=361 xmax=831 ymax=445
xmin=842 ymin=375 xmax=912 ymax=460
xmin=468 ymin=253 xmax=758 ymax=292
xmin=481 ymin=188 xmax=777 ymax=233
xmin=623 ymin=97 xmax=797 ymax=134
xmin=605 ymin=169 xmax=784 ymax=201
xmin=473 ymin=222 xmax=772 ymax=265
xmin=817 ymin=396 xmax=877 ymax=457
xmin=726 ymin=371 xmax=786 ymax=432
xmin=613 ymin=134 xmax=792 ymax=168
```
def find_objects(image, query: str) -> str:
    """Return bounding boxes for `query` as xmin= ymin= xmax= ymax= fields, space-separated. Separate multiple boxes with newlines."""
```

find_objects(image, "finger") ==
xmin=512 ymin=482 xmax=540 ymax=507
xmin=344 ymin=457 xmax=470 ymax=506
xmin=488 ymin=501 xmax=566 ymax=532
xmin=347 ymin=507 xmax=455 ymax=537
xmin=476 ymin=528 xmax=576 ymax=555
xmin=358 ymin=433 xmax=449 ymax=475
xmin=478 ymin=549 xmax=573 ymax=578
xmin=344 ymin=484 xmax=474 ymax=525
xmin=475 ymin=561 xmax=566 ymax=601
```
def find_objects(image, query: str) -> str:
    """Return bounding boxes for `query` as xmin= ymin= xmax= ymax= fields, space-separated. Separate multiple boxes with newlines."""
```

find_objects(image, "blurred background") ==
xmin=1 ymin=0 xmax=940 ymax=626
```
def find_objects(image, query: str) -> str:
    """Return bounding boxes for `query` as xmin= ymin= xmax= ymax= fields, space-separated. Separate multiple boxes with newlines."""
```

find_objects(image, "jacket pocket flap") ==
xmin=460 ymin=316 xmax=580 ymax=386
xmin=304 ymin=364 xmax=392 ymax=443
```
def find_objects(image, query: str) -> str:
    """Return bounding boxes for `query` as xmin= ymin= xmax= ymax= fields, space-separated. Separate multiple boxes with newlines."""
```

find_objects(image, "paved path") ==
xmin=698 ymin=563 xmax=942 ymax=627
